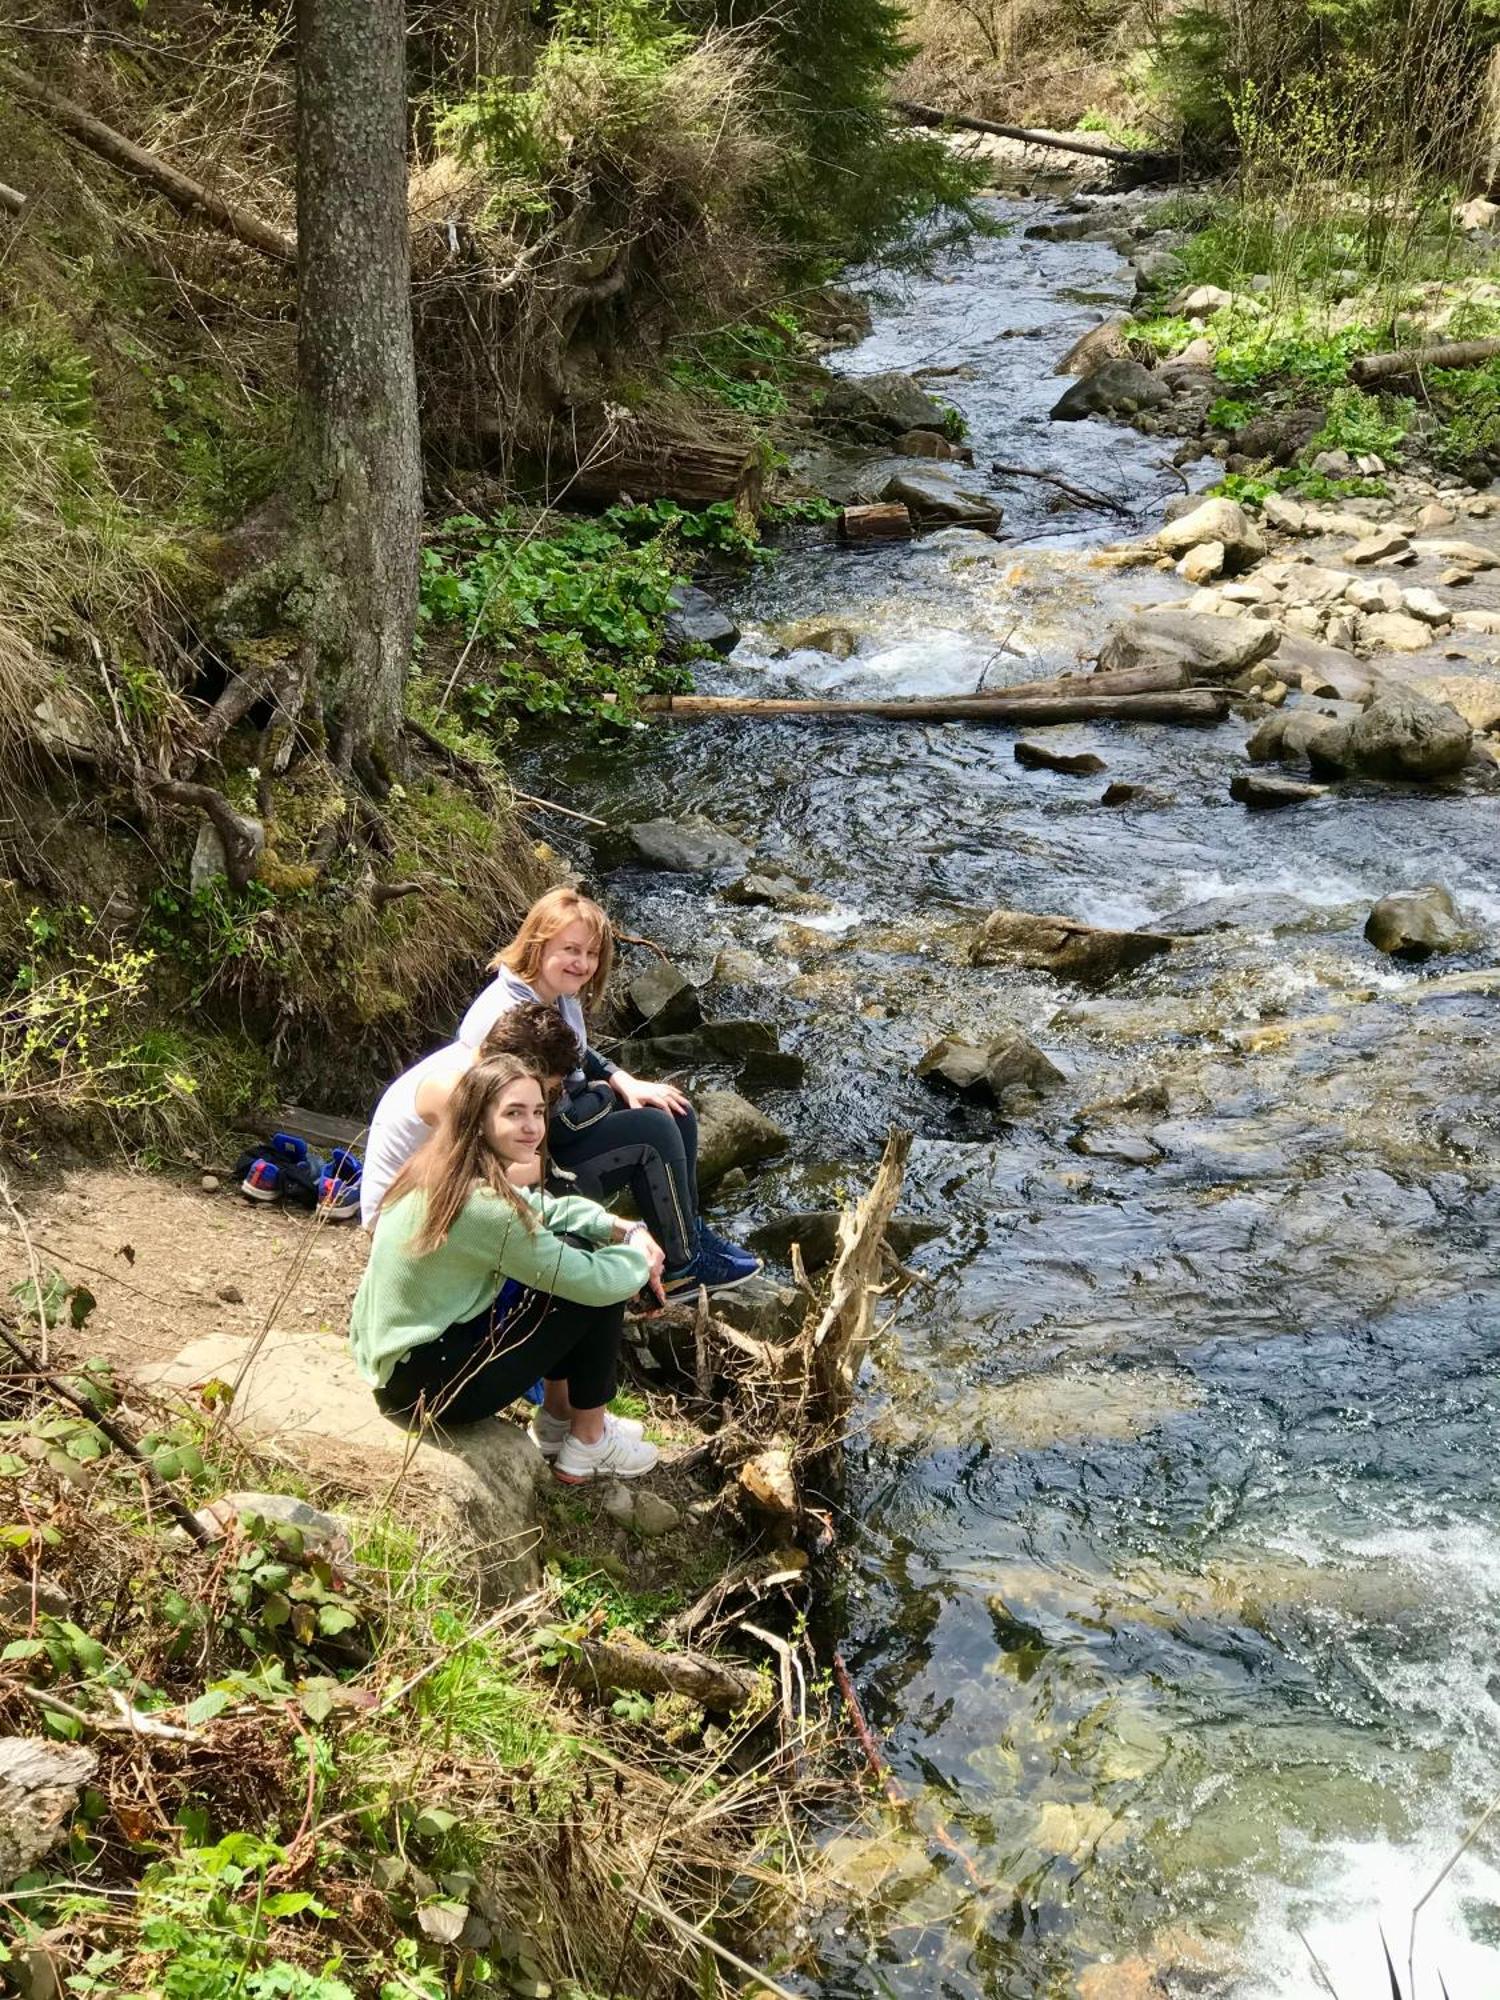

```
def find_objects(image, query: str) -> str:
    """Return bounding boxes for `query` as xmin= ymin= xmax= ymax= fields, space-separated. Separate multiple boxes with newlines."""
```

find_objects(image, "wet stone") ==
xmin=1068 ymin=1129 xmax=1163 ymax=1164
xmin=1014 ymin=739 xmax=1107 ymax=775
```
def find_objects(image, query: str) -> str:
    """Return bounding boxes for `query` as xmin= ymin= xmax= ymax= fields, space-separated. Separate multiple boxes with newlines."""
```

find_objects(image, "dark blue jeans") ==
xmin=548 ymin=1091 xmax=699 ymax=1268
xmin=375 ymin=1288 xmax=623 ymax=1428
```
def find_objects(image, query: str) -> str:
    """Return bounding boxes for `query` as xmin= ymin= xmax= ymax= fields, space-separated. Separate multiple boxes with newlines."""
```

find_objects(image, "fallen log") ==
xmin=643 ymin=689 xmax=1229 ymax=725
xmin=568 ymin=1634 xmax=761 ymax=1712
xmin=840 ymin=502 xmax=913 ymax=543
xmin=891 ymin=98 xmax=1175 ymax=176
xmin=0 ymin=59 xmax=295 ymax=263
xmin=561 ymin=435 xmax=762 ymax=513
xmin=0 ymin=181 xmax=25 ymax=215
xmin=1351 ymin=337 xmax=1500 ymax=385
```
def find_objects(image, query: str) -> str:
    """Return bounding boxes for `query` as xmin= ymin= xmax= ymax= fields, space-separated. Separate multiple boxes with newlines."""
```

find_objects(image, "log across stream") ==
xmin=528 ymin=184 xmax=1500 ymax=1998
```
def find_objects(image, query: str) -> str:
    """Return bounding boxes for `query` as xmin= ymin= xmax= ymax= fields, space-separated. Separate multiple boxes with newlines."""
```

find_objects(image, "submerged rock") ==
xmin=749 ymin=1210 xmax=944 ymax=1272
xmin=970 ymin=907 xmax=1177 ymax=984
xmin=880 ymin=467 xmax=1002 ymax=531
xmin=1365 ymin=885 xmax=1465 ymax=960
xmin=1050 ymin=358 xmax=1170 ymax=421
xmin=1014 ymin=738 xmax=1107 ymax=775
xmin=695 ymin=1089 xmax=790 ymax=1187
xmin=605 ymin=816 xmax=751 ymax=874
xmin=916 ymin=1028 xmax=1065 ymax=1101
xmin=1069 ymin=1128 xmax=1163 ymax=1164
xmin=1229 ymin=772 xmax=1329 ymax=809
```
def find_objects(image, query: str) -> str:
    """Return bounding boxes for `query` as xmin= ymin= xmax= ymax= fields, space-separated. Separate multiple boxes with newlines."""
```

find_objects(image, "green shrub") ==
xmin=1306 ymin=383 xmax=1413 ymax=460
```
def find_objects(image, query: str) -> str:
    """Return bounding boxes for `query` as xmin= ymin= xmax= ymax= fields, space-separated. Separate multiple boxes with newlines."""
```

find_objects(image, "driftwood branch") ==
xmin=891 ymin=98 xmax=1174 ymax=174
xmin=642 ymin=689 xmax=1228 ymax=726
xmin=0 ymin=59 xmax=295 ymax=263
xmin=568 ymin=1635 xmax=761 ymax=1711
xmin=989 ymin=457 xmax=1135 ymax=519
xmin=1350 ymin=337 xmax=1500 ymax=384
xmin=807 ymin=1129 xmax=912 ymax=1427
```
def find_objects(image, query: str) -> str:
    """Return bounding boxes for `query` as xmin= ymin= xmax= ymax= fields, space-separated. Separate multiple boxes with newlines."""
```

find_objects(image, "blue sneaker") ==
xmin=662 ymin=1232 xmax=761 ymax=1299
xmin=316 ymin=1146 xmax=362 ymax=1223
xmin=235 ymin=1132 xmax=325 ymax=1209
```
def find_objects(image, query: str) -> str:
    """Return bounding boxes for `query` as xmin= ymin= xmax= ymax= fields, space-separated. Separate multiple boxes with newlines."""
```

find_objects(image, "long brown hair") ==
xmin=382 ymin=1054 xmax=544 ymax=1253
xmin=491 ymin=888 xmax=613 ymax=1009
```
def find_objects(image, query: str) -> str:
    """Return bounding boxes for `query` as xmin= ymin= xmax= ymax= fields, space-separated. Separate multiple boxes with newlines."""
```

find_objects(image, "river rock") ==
xmin=969 ymin=907 xmax=1176 ymax=984
xmin=726 ymin=872 xmax=831 ymax=914
xmin=783 ymin=620 xmax=860 ymax=657
xmin=1132 ymin=248 xmax=1182 ymax=295
xmin=1360 ymin=610 xmax=1436 ymax=653
xmin=893 ymin=428 xmax=969 ymax=461
xmin=664 ymin=583 xmax=739 ymax=658
xmin=1157 ymin=497 xmax=1264 ymax=571
xmin=1178 ymin=540 xmax=1224 ymax=583
xmin=1344 ymin=530 xmax=1412 ymax=565
xmin=1415 ymin=538 xmax=1500 ymax=571
xmin=1345 ymin=576 xmax=1404 ymax=615
xmin=627 ymin=960 xmax=701 ymax=1035
xmin=1014 ymin=739 xmax=1107 ymax=775
xmin=1054 ymin=318 xmax=1130 ymax=377
xmin=1269 ymin=633 xmax=1373 ymax=704
xmin=0 ymin=1738 xmax=98 ymax=1884
xmin=1069 ymin=1128 xmax=1162 ymax=1164
xmin=630 ymin=1491 xmax=683 ymax=1538
xmin=1365 ymin=886 xmax=1465 ymax=959
xmin=1343 ymin=686 xmax=1472 ymax=779
xmin=1099 ymin=608 xmax=1277 ymax=681
xmin=822 ymin=370 xmax=956 ymax=436
xmin=695 ymin=1089 xmax=789 ymax=1188
xmin=916 ymin=1029 xmax=1065 ymax=1102
xmin=1262 ymin=492 xmax=1309 ymax=534
xmin=1230 ymin=772 xmax=1329 ymax=808
xmin=1049 ymin=359 xmax=1170 ymax=421
xmin=615 ymin=1020 xmax=777 ymax=1073
xmin=880 ymin=468 xmax=1002 ymax=531
xmin=1400 ymin=674 xmax=1500 ymax=732
xmin=609 ymin=817 xmax=751 ymax=874
xmin=1401 ymin=587 xmax=1451 ymax=626
xmin=1455 ymin=196 xmax=1500 ymax=231
xmin=1160 ymin=890 xmax=1312 ymax=932
xmin=738 ymin=1047 xmax=807 ymax=1092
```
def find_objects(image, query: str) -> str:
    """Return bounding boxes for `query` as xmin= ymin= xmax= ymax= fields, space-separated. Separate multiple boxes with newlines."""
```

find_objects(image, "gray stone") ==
xmin=1157 ymin=497 xmax=1265 ymax=571
xmin=1344 ymin=530 xmax=1412 ymax=565
xmin=202 ymin=1490 xmax=350 ymax=1550
xmin=191 ymin=820 xmax=229 ymax=892
xmin=1262 ymin=493 xmax=1308 ymax=534
xmin=1230 ymin=772 xmax=1329 ymax=809
xmin=615 ymin=1020 xmax=778 ymax=1071
xmin=1132 ymin=248 xmax=1184 ymax=294
xmin=1178 ymin=540 xmax=1225 ymax=584
xmin=1360 ymin=611 xmax=1436 ymax=653
xmin=1402 ymin=588 xmax=1451 ymax=627
xmin=823 ymin=370 xmax=956 ymax=436
xmin=782 ymin=620 xmax=860 ymax=658
xmin=611 ymin=817 xmax=751 ymax=874
xmin=1099 ymin=608 xmax=1278 ymax=681
xmin=1245 ymin=708 xmax=1352 ymax=774
xmin=1159 ymin=892 xmax=1313 ymax=933
xmin=200 ymin=1173 xmax=221 ymax=1192
xmin=969 ymin=907 xmax=1176 ymax=984
xmin=1343 ymin=686 xmax=1473 ymax=780
xmin=1399 ymin=674 xmax=1500 ymax=732
xmin=135 ymin=1330 xmax=546 ymax=1604
xmin=1269 ymin=633 xmax=1373 ymax=705
xmin=1050 ymin=359 xmax=1171 ymax=421
xmin=1345 ymin=576 xmax=1404 ymax=616
xmin=696 ymin=1089 xmax=790 ymax=1188
xmin=880 ymin=468 xmax=1002 ymax=531
xmin=916 ymin=1028 xmax=1065 ymax=1102
xmin=627 ymin=959 xmax=701 ymax=1035
xmin=1014 ymin=739 xmax=1107 ymax=775
xmin=665 ymin=583 xmax=739 ymax=658
xmin=725 ymin=872 xmax=830 ymax=914
xmin=0 ymin=1738 xmax=97 ymax=1885
xmin=631 ymin=1491 xmax=682 ymax=1538
xmin=600 ymin=1480 xmax=636 ymax=1526
xmin=1054 ymin=318 xmax=1130 ymax=377
xmin=1069 ymin=1129 xmax=1162 ymax=1165
xmin=1414 ymin=539 xmax=1499 ymax=571
xmin=892 ymin=428 xmax=969 ymax=461
xmin=1365 ymin=886 xmax=1465 ymax=960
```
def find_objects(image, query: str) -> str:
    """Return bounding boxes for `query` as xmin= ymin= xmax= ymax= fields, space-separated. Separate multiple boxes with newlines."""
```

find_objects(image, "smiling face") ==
xmin=485 ymin=1073 xmax=547 ymax=1168
xmin=532 ymin=918 xmax=601 ymax=1003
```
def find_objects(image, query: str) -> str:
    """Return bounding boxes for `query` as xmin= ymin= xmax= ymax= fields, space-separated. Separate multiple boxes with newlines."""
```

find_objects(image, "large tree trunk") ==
xmin=294 ymin=0 xmax=422 ymax=781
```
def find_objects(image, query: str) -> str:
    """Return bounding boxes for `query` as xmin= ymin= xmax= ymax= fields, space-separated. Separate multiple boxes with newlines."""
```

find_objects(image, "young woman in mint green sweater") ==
xmin=351 ymin=1053 xmax=665 ymax=1484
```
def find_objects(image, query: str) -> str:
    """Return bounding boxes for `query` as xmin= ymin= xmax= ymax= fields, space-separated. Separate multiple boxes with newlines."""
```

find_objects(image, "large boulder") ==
xmin=822 ymin=370 xmax=956 ymax=436
xmin=1099 ymin=608 xmax=1277 ymax=682
xmin=695 ymin=1089 xmax=789 ymax=1188
xmin=1399 ymin=674 xmax=1500 ymax=733
xmin=1050 ymin=359 xmax=1171 ymax=421
xmin=665 ymin=583 xmax=740 ymax=658
xmin=880 ymin=469 xmax=1002 ymax=531
xmin=135 ymin=1330 xmax=546 ymax=1605
xmin=1365 ymin=885 xmax=1465 ymax=960
xmin=1245 ymin=708 xmax=1353 ymax=774
xmin=1269 ymin=633 xmax=1374 ymax=705
xmin=1054 ymin=318 xmax=1131 ymax=377
xmin=916 ymin=1028 xmax=1065 ymax=1102
xmin=969 ymin=908 xmax=1176 ymax=985
xmin=615 ymin=1020 xmax=778 ymax=1071
xmin=1343 ymin=686 xmax=1472 ymax=780
xmin=1157 ymin=497 xmax=1265 ymax=573
xmin=627 ymin=959 xmax=701 ymax=1034
xmin=604 ymin=816 xmax=751 ymax=874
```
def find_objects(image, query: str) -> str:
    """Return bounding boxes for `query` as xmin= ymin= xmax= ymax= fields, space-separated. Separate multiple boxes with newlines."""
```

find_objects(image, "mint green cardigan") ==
xmin=349 ymin=1183 xmax=649 ymax=1388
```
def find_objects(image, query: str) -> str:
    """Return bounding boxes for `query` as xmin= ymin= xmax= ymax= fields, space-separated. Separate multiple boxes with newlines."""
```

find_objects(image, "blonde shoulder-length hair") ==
xmin=491 ymin=888 xmax=613 ymax=1010
xmin=382 ymin=1053 xmax=544 ymax=1254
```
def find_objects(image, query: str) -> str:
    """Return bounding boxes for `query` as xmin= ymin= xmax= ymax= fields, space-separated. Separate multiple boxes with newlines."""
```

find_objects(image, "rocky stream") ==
xmin=533 ymin=177 xmax=1500 ymax=1998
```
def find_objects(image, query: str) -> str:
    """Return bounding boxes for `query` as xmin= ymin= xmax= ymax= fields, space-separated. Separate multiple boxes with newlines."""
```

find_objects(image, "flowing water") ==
xmin=535 ymin=192 xmax=1500 ymax=1996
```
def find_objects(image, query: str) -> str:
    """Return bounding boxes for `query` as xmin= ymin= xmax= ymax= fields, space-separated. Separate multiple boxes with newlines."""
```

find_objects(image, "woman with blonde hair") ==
xmin=350 ymin=1052 xmax=664 ymax=1483
xmin=458 ymin=887 xmax=759 ymax=1297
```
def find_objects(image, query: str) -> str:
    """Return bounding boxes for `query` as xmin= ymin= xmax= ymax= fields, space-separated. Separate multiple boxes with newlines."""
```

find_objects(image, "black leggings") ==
xmin=548 ymin=1099 xmax=700 ymax=1269
xmin=375 ymin=1289 xmax=623 ymax=1429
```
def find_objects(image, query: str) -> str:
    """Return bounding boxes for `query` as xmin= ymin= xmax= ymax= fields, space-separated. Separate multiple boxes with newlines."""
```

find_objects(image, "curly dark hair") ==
xmin=477 ymin=1000 xmax=580 ymax=1082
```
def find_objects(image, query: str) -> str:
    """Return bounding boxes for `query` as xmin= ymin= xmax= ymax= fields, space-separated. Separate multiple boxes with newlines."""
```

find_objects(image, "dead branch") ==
xmin=1351 ymin=337 xmax=1500 ymax=384
xmin=641 ymin=690 xmax=1227 ymax=726
xmin=568 ymin=1634 xmax=761 ymax=1711
xmin=0 ymin=59 xmax=295 ymax=262
xmin=891 ymin=98 xmax=1174 ymax=175
xmin=806 ymin=1130 xmax=912 ymax=1429
xmin=989 ymin=457 xmax=1135 ymax=519
xmin=0 ymin=181 xmax=26 ymax=214
xmin=151 ymin=779 xmax=264 ymax=891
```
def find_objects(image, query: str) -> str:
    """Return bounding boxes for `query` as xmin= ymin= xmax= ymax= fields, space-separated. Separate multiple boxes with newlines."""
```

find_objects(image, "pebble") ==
xmin=1417 ymin=502 xmax=1457 ymax=532
xmin=599 ymin=1480 xmax=636 ymax=1526
xmin=200 ymin=1174 xmax=221 ymax=1192
xmin=631 ymin=1491 xmax=683 ymax=1538
xmin=216 ymin=1284 xmax=244 ymax=1304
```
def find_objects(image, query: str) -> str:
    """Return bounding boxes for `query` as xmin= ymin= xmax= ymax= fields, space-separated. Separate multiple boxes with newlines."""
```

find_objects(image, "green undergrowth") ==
xmin=0 ymin=1360 xmax=798 ymax=1999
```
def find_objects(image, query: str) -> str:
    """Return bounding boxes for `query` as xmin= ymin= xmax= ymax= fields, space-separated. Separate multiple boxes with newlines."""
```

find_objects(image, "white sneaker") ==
xmin=528 ymin=1409 xmax=645 ymax=1460
xmin=553 ymin=1425 xmax=660 ymax=1485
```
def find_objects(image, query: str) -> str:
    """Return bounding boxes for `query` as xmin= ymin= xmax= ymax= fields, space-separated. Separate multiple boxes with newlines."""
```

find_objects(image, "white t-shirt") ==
xmin=360 ymin=1042 xmax=467 ymax=1228
xmin=458 ymin=966 xmax=590 ymax=1083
